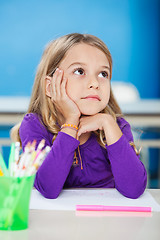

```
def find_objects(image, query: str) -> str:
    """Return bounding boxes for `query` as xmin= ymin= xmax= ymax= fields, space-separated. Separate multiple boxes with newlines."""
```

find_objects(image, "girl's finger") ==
xmin=55 ymin=69 xmax=63 ymax=98
xmin=51 ymin=68 xmax=59 ymax=100
xmin=61 ymin=77 xmax=68 ymax=98
xmin=78 ymin=120 xmax=88 ymax=137
xmin=77 ymin=126 xmax=87 ymax=137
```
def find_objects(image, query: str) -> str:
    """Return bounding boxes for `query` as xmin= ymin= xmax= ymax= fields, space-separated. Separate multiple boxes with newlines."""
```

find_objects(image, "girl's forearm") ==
xmin=34 ymin=132 xmax=80 ymax=199
xmin=106 ymin=135 xmax=147 ymax=198
xmin=102 ymin=114 xmax=122 ymax=145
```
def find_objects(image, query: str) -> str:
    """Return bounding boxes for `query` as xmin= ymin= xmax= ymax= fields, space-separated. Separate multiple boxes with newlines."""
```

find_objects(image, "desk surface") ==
xmin=0 ymin=189 xmax=160 ymax=240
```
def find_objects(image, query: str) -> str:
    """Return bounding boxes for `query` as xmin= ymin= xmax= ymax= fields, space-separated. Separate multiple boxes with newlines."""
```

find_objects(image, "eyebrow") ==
xmin=68 ymin=62 xmax=86 ymax=69
xmin=68 ymin=62 xmax=110 ymax=70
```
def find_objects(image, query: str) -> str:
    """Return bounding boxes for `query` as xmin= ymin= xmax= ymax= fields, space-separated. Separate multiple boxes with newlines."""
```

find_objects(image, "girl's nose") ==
xmin=87 ymin=75 xmax=99 ymax=89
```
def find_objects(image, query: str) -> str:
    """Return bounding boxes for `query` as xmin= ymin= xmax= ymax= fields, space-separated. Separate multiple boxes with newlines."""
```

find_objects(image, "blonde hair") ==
xmin=11 ymin=33 xmax=122 ymax=147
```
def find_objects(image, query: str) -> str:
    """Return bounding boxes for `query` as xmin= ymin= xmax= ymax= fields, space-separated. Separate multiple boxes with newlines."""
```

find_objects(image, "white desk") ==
xmin=0 ymin=189 xmax=160 ymax=240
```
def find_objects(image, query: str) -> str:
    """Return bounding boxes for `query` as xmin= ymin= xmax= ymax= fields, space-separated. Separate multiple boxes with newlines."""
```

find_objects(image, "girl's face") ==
xmin=59 ymin=43 xmax=111 ymax=115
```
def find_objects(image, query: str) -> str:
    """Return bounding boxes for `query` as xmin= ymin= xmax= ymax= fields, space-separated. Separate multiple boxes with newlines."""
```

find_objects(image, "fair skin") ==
xmin=46 ymin=43 xmax=122 ymax=145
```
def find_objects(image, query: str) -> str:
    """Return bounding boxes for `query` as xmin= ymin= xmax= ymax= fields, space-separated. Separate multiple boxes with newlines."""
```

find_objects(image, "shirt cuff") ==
xmin=105 ymin=134 xmax=127 ymax=153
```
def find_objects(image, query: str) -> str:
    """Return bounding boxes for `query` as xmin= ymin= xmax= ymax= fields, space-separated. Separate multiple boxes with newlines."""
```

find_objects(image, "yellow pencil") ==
xmin=0 ymin=152 xmax=8 ymax=176
xmin=0 ymin=166 xmax=4 ymax=176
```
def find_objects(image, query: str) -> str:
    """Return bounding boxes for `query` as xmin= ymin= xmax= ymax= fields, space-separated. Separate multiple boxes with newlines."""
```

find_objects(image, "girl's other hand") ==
xmin=46 ymin=68 xmax=81 ymax=124
xmin=78 ymin=114 xmax=103 ymax=137
xmin=78 ymin=113 xmax=122 ymax=145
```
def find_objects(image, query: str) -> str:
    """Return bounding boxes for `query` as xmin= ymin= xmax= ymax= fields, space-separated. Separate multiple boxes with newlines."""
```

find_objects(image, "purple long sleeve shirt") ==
xmin=19 ymin=113 xmax=147 ymax=199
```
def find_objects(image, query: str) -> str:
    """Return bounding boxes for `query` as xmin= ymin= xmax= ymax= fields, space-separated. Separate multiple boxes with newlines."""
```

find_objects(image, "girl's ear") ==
xmin=45 ymin=76 xmax=52 ymax=98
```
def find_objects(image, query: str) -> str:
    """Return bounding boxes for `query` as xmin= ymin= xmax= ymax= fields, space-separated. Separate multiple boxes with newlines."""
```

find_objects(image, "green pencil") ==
xmin=0 ymin=152 xmax=9 ymax=176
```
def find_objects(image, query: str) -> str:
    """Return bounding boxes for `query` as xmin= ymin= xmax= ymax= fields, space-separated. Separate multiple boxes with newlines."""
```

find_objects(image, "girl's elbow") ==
xmin=34 ymin=180 xmax=62 ymax=199
xmin=117 ymin=179 xmax=147 ymax=199
xmin=118 ymin=187 xmax=145 ymax=199
xmin=126 ymin=188 xmax=145 ymax=199
xmin=42 ymin=190 xmax=60 ymax=199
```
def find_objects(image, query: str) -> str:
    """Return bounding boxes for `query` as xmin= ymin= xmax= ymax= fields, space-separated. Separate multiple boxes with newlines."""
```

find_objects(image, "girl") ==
xmin=11 ymin=33 xmax=147 ymax=199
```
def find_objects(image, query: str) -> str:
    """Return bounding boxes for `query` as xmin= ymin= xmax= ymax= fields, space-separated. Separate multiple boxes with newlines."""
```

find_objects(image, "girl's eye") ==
xmin=74 ymin=68 xmax=84 ymax=75
xmin=98 ymin=71 xmax=109 ymax=78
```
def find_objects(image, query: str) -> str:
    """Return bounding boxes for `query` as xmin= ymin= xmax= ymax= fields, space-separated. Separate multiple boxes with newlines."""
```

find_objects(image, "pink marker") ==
xmin=76 ymin=205 xmax=152 ymax=212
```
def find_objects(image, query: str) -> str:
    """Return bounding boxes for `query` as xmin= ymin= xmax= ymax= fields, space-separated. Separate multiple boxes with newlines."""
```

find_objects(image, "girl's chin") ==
xmin=78 ymin=104 xmax=106 ymax=116
xmin=80 ymin=110 xmax=100 ymax=116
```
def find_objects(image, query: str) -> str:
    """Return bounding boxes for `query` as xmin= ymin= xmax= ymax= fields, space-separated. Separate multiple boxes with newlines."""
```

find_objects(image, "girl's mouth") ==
xmin=82 ymin=95 xmax=101 ymax=101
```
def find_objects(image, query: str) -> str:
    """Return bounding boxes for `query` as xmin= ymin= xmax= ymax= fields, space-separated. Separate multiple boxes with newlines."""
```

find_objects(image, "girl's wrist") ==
xmin=101 ymin=114 xmax=122 ymax=145
xmin=65 ymin=116 xmax=80 ymax=127
xmin=100 ymin=113 xmax=114 ymax=130
xmin=60 ymin=127 xmax=78 ymax=139
xmin=60 ymin=122 xmax=79 ymax=139
xmin=60 ymin=116 xmax=79 ymax=139
xmin=61 ymin=123 xmax=78 ymax=131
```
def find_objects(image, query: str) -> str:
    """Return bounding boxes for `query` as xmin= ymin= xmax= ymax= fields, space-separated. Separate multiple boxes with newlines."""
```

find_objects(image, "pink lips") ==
xmin=82 ymin=95 xmax=101 ymax=101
